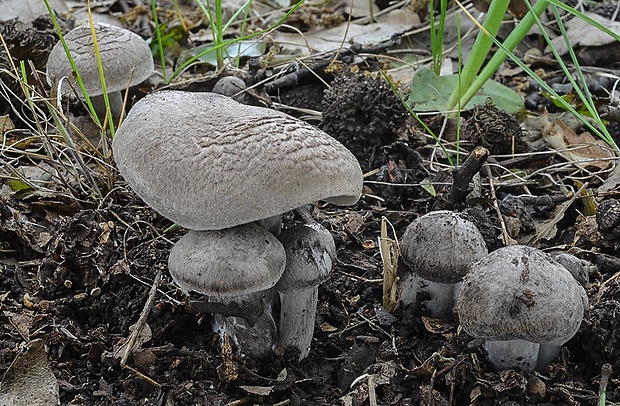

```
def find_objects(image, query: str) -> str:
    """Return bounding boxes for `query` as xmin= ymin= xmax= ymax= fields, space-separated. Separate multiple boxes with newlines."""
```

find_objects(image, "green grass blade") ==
xmin=446 ymin=0 xmax=509 ymax=111
xmin=457 ymin=0 xmax=548 ymax=110
xmin=171 ymin=0 xmax=306 ymax=80
xmin=471 ymin=0 xmax=617 ymax=150
xmin=42 ymin=0 xmax=102 ymax=127
xmin=152 ymin=0 xmax=168 ymax=83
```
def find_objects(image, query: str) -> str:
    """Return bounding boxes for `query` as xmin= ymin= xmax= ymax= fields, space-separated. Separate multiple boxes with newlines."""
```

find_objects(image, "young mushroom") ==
xmin=168 ymin=223 xmax=286 ymax=358
xmin=399 ymin=210 xmax=488 ymax=318
xmin=276 ymin=223 xmax=336 ymax=360
xmin=46 ymin=23 xmax=153 ymax=121
xmin=456 ymin=245 xmax=588 ymax=372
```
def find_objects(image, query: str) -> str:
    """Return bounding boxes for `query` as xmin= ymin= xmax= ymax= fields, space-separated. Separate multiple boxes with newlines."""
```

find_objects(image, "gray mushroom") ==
xmin=276 ymin=223 xmax=336 ymax=360
xmin=168 ymin=223 xmax=286 ymax=358
xmin=212 ymin=75 xmax=248 ymax=103
xmin=112 ymin=90 xmax=363 ymax=231
xmin=456 ymin=245 xmax=588 ymax=372
xmin=550 ymin=252 xmax=590 ymax=287
xmin=399 ymin=210 xmax=487 ymax=318
xmin=46 ymin=23 xmax=153 ymax=121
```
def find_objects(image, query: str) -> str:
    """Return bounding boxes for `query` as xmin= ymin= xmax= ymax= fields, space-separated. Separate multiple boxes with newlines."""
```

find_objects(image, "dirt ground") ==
xmin=2 ymin=1 xmax=620 ymax=405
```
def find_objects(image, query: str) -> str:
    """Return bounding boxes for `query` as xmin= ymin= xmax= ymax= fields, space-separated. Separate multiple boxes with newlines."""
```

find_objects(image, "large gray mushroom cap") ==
xmin=112 ymin=90 xmax=363 ymax=230
xmin=46 ymin=23 xmax=153 ymax=96
xmin=400 ymin=210 xmax=488 ymax=283
xmin=457 ymin=245 xmax=587 ymax=346
xmin=168 ymin=223 xmax=286 ymax=297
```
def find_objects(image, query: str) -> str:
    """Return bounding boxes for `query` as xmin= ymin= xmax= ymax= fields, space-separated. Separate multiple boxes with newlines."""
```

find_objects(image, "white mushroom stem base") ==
xmin=211 ymin=289 xmax=277 ymax=358
xmin=278 ymin=287 xmax=318 ymax=360
xmin=483 ymin=339 xmax=540 ymax=373
xmin=400 ymin=273 xmax=461 ymax=318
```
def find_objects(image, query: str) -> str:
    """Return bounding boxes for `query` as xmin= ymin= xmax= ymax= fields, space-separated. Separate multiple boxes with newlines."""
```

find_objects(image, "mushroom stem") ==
xmin=483 ymin=339 xmax=540 ymax=373
xmin=212 ymin=289 xmax=277 ymax=358
xmin=278 ymin=287 xmax=318 ymax=360
xmin=89 ymin=91 xmax=124 ymax=122
xmin=400 ymin=273 xmax=461 ymax=318
xmin=255 ymin=214 xmax=283 ymax=236
xmin=536 ymin=343 xmax=561 ymax=371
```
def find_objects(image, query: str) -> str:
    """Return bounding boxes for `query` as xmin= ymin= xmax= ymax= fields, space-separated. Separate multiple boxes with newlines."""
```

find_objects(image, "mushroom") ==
xmin=276 ymin=223 xmax=336 ymax=360
xmin=112 ymin=90 xmax=363 ymax=231
xmin=168 ymin=223 xmax=286 ymax=358
xmin=212 ymin=75 xmax=248 ymax=103
xmin=550 ymin=251 xmax=590 ymax=287
xmin=46 ymin=23 xmax=153 ymax=121
xmin=456 ymin=245 xmax=588 ymax=372
xmin=399 ymin=210 xmax=487 ymax=318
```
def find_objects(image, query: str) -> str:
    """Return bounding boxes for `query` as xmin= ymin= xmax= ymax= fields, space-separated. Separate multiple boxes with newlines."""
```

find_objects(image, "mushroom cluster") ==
xmin=112 ymin=90 xmax=363 ymax=358
xmin=456 ymin=245 xmax=588 ymax=372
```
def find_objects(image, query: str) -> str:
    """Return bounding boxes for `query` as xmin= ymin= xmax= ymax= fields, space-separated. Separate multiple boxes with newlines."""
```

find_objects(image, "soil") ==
xmin=1 ymin=2 xmax=620 ymax=406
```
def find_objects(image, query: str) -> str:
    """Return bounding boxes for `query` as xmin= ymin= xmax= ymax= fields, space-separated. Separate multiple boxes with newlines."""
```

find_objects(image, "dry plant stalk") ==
xmin=379 ymin=216 xmax=399 ymax=312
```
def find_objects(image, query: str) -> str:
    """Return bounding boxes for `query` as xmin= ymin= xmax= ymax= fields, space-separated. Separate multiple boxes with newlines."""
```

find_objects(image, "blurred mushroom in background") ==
xmin=46 ymin=22 xmax=153 ymax=122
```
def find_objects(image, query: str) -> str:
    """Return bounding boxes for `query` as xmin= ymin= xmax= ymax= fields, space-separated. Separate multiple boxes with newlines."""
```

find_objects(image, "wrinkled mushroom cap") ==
xmin=276 ymin=223 xmax=336 ymax=293
xmin=46 ymin=23 xmax=153 ymax=96
xmin=400 ymin=210 xmax=488 ymax=283
xmin=457 ymin=245 xmax=587 ymax=346
xmin=168 ymin=224 xmax=286 ymax=297
xmin=112 ymin=90 xmax=363 ymax=230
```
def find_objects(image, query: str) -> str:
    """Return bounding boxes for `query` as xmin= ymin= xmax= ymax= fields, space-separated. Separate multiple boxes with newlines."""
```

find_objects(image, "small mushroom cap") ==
xmin=550 ymin=252 xmax=589 ymax=287
xmin=46 ymin=23 xmax=153 ymax=96
xmin=457 ymin=245 xmax=587 ymax=346
xmin=400 ymin=210 xmax=488 ymax=283
xmin=168 ymin=223 xmax=286 ymax=297
xmin=276 ymin=223 xmax=336 ymax=293
xmin=112 ymin=90 xmax=363 ymax=230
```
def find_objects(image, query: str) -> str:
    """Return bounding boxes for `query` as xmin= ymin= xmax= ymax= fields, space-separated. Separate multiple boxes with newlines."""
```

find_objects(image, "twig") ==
xmin=484 ymin=164 xmax=517 ymax=246
xmin=451 ymin=146 xmax=489 ymax=203
xmin=120 ymin=268 xmax=162 ymax=387
xmin=368 ymin=374 xmax=377 ymax=406
xmin=526 ymin=182 xmax=586 ymax=246
xmin=259 ymin=38 xmax=401 ymax=94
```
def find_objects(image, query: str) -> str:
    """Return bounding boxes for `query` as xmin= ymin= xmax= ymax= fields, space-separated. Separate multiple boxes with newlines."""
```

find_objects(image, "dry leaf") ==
xmin=0 ymin=115 xmax=15 ymax=134
xmin=541 ymin=116 xmax=614 ymax=171
xmin=272 ymin=9 xmax=420 ymax=55
xmin=421 ymin=316 xmax=458 ymax=334
xmin=0 ymin=339 xmax=59 ymax=406
xmin=548 ymin=12 xmax=620 ymax=55
xmin=240 ymin=385 xmax=274 ymax=396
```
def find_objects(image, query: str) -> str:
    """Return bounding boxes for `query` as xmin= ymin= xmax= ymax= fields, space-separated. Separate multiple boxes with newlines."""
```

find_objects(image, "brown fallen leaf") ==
xmin=541 ymin=116 xmax=614 ymax=171
xmin=0 ymin=339 xmax=59 ymax=406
